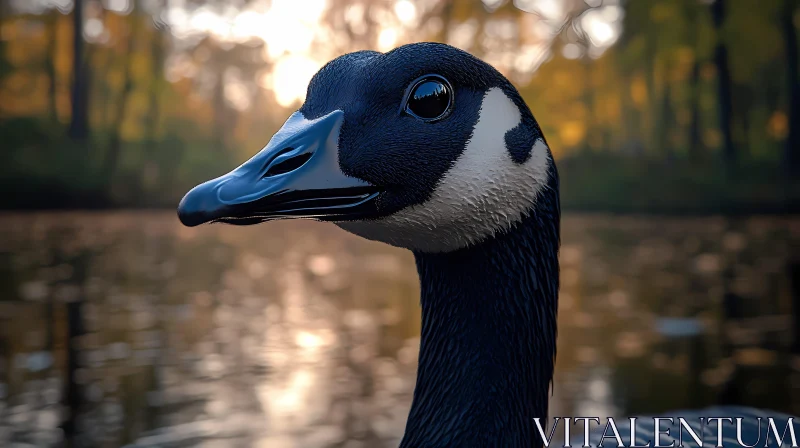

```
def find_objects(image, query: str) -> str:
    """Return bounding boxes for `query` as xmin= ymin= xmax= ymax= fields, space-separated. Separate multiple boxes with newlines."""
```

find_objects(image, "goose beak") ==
xmin=177 ymin=110 xmax=380 ymax=227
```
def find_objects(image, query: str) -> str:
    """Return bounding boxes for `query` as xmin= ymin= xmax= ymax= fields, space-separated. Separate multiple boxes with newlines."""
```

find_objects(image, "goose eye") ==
xmin=405 ymin=77 xmax=452 ymax=121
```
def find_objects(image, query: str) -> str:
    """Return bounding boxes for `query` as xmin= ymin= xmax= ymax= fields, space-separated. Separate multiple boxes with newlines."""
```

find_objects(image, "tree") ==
xmin=782 ymin=0 xmax=799 ymax=175
xmin=105 ymin=2 xmax=141 ymax=179
xmin=68 ymin=0 xmax=90 ymax=141
xmin=686 ymin=0 xmax=704 ymax=160
xmin=45 ymin=10 xmax=59 ymax=123
xmin=145 ymin=20 xmax=167 ymax=146
xmin=0 ymin=0 xmax=10 ymax=110
xmin=710 ymin=0 xmax=735 ymax=170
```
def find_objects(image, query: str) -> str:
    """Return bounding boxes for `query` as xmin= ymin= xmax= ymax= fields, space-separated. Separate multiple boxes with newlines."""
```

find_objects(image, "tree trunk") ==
xmin=687 ymin=3 xmax=703 ymax=160
xmin=621 ymin=71 xmax=645 ymax=155
xmin=783 ymin=0 xmax=799 ymax=176
xmin=735 ymin=85 xmax=753 ymax=158
xmin=104 ymin=9 xmax=138 ymax=180
xmin=688 ymin=58 xmax=703 ymax=159
xmin=657 ymin=58 xmax=675 ymax=159
xmin=710 ymin=0 xmax=735 ymax=170
xmin=93 ymin=8 xmax=116 ymax=131
xmin=68 ymin=0 xmax=90 ymax=141
xmin=582 ymin=57 xmax=595 ymax=152
xmin=0 ymin=0 xmax=9 ymax=93
xmin=141 ymin=25 xmax=167 ymax=196
xmin=645 ymin=36 xmax=658 ymax=156
xmin=212 ymin=69 xmax=228 ymax=148
xmin=45 ymin=12 xmax=59 ymax=123
xmin=145 ymin=30 xmax=166 ymax=145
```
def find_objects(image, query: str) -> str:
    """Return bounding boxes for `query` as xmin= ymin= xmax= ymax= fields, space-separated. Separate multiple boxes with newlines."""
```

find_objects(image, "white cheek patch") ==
xmin=338 ymin=87 xmax=551 ymax=253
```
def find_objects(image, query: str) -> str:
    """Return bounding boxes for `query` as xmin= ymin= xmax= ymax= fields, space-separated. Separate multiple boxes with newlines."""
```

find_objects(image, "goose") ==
xmin=177 ymin=43 xmax=797 ymax=448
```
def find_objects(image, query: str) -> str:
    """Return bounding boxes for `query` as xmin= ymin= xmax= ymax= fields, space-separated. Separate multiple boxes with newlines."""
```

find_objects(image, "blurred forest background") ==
xmin=0 ymin=0 xmax=798 ymax=213
xmin=1 ymin=2 xmax=800 ymax=446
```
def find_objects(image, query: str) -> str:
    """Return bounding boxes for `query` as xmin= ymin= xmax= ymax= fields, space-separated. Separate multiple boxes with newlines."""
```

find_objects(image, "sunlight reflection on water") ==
xmin=0 ymin=212 xmax=798 ymax=447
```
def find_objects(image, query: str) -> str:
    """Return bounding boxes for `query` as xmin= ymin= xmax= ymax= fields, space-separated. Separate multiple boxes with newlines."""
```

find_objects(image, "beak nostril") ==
xmin=264 ymin=148 xmax=313 ymax=178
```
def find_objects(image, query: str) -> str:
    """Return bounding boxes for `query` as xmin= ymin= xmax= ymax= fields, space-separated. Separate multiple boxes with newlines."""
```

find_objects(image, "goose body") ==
xmin=177 ymin=43 xmax=797 ymax=447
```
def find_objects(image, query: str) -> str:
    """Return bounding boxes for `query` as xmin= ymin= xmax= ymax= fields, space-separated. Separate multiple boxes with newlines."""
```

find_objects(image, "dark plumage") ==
xmin=404 ymin=165 xmax=560 ymax=447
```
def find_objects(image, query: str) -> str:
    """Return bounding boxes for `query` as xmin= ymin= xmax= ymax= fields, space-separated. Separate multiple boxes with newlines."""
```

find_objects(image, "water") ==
xmin=0 ymin=213 xmax=798 ymax=447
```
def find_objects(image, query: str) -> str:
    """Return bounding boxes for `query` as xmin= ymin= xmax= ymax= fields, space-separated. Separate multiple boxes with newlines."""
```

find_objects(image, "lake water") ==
xmin=0 ymin=213 xmax=798 ymax=447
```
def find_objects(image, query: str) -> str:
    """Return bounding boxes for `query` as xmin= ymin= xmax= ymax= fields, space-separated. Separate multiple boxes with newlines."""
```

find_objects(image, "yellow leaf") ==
xmin=767 ymin=111 xmax=788 ymax=139
xmin=559 ymin=122 xmax=586 ymax=147
xmin=630 ymin=76 xmax=648 ymax=107
xmin=704 ymin=129 xmax=722 ymax=149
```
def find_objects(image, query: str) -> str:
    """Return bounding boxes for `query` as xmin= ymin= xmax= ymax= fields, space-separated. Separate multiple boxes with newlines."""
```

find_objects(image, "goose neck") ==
xmin=401 ymin=205 xmax=560 ymax=448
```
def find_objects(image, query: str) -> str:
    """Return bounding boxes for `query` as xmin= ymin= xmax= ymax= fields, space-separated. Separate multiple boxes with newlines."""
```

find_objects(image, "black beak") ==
xmin=177 ymin=110 xmax=379 ymax=227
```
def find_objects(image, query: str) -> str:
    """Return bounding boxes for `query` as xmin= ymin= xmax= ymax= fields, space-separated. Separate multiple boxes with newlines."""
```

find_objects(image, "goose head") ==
xmin=178 ymin=42 xmax=556 ymax=254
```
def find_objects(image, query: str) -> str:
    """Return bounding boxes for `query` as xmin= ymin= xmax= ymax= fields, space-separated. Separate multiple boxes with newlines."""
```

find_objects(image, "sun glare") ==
xmin=162 ymin=0 xmax=621 ymax=108
xmin=272 ymin=55 xmax=320 ymax=107
xmin=394 ymin=0 xmax=417 ymax=25
xmin=378 ymin=28 xmax=399 ymax=52
xmin=166 ymin=0 xmax=327 ymax=106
